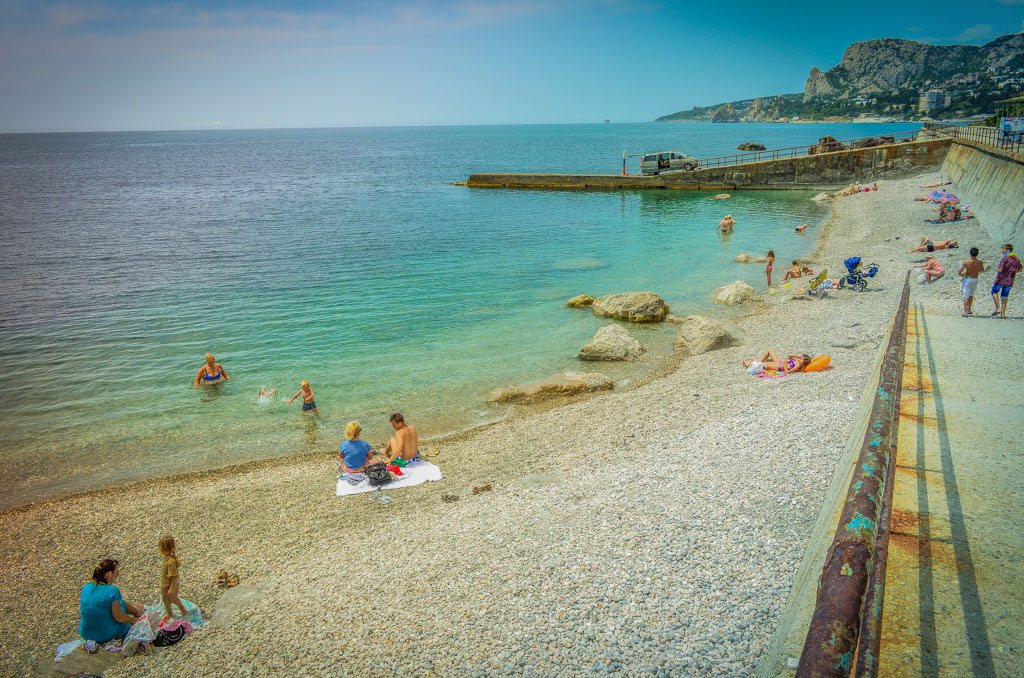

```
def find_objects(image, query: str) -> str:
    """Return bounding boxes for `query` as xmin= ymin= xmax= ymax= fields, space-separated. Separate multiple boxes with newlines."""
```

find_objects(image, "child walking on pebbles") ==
xmin=159 ymin=536 xmax=187 ymax=625
xmin=765 ymin=250 xmax=775 ymax=288
xmin=288 ymin=380 xmax=317 ymax=414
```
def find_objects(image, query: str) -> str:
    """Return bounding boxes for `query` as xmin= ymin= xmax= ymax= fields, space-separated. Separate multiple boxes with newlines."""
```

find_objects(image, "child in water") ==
xmin=765 ymin=250 xmax=775 ymax=287
xmin=257 ymin=388 xmax=277 ymax=401
xmin=288 ymin=380 xmax=317 ymax=414
xmin=158 ymin=536 xmax=187 ymax=625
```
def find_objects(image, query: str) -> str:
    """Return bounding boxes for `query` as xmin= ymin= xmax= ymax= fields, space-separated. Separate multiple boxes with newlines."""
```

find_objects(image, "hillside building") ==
xmin=918 ymin=89 xmax=952 ymax=112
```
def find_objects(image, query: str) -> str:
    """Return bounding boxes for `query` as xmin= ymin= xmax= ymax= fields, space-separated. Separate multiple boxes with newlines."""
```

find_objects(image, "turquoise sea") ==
xmin=0 ymin=122 xmax=919 ymax=508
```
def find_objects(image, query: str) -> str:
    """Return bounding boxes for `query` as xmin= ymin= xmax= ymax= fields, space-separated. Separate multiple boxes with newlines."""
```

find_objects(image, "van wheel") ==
xmin=683 ymin=163 xmax=694 ymax=171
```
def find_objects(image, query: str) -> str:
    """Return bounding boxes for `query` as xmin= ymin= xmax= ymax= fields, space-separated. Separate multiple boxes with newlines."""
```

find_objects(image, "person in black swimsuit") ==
xmin=194 ymin=353 xmax=230 ymax=388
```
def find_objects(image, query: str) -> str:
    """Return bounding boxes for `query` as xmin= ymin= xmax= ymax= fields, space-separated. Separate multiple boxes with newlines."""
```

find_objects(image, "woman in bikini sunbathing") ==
xmin=743 ymin=351 xmax=811 ymax=374
xmin=907 ymin=237 xmax=958 ymax=253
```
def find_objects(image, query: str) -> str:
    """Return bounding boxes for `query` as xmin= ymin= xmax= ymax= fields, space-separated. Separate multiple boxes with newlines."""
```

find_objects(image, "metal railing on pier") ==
xmin=796 ymin=272 xmax=912 ymax=677
xmin=926 ymin=123 xmax=1024 ymax=155
xmin=695 ymin=130 xmax=923 ymax=170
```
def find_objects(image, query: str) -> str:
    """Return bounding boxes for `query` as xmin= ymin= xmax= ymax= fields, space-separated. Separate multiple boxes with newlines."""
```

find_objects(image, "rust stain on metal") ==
xmin=797 ymin=273 xmax=911 ymax=677
xmin=889 ymin=508 xmax=918 ymax=534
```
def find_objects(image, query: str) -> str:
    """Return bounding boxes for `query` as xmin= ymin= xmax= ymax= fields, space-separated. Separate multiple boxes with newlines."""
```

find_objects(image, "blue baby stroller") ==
xmin=838 ymin=257 xmax=879 ymax=291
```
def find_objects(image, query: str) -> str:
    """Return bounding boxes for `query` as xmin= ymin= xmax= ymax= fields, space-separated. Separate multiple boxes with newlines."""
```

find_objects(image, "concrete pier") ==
xmin=465 ymin=137 xmax=952 ymax=191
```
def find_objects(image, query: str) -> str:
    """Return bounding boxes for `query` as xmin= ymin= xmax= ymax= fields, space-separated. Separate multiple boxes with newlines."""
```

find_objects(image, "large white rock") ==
xmin=578 ymin=324 xmax=645 ymax=361
xmin=488 ymin=371 xmax=613 ymax=404
xmin=672 ymin=315 xmax=738 ymax=356
xmin=591 ymin=292 xmax=669 ymax=323
xmin=713 ymin=280 xmax=757 ymax=305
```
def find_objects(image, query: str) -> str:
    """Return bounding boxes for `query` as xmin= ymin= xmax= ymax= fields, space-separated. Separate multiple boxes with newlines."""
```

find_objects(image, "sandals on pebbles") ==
xmin=216 ymin=571 xmax=240 ymax=588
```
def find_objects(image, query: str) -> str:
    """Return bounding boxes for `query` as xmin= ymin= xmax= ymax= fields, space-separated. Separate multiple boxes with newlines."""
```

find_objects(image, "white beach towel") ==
xmin=336 ymin=460 xmax=443 ymax=496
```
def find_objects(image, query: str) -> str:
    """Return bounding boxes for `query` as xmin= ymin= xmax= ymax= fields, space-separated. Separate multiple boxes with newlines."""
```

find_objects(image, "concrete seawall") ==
xmin=941 ymin=140 xmax=1024 ymax=243
xmin=466 ymin=138 xmax=952 ymax=191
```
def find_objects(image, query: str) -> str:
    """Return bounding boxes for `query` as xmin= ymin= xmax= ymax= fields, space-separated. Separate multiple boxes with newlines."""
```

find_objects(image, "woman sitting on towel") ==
xmin=742 ymin=351 xmax=811 ymax=374
xmin=79 ymin=559 xmax=144 ymax=646
xmin=339 ymin=421 xmax=378 ymax=474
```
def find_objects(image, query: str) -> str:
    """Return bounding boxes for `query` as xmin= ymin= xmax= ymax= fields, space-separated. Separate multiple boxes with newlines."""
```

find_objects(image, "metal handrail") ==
xmin=796 ymin=271 xmax=911 ymax=677
xmin=694 ymin=130 xmax=923 ymax=170
xmin=928 ymin=123 xmax=1024 ymax=155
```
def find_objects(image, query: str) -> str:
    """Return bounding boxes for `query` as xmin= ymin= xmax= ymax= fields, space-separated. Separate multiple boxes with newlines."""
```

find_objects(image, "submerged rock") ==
xmin=673 ymin=316 xmax=738 ymax=357
xmin=578 ymin=324 xmax=644 ymax=361
xmin=709 ymin=193 xmax=733 ymax=200
xmin=713 ymin=281 xmax=757 ymax=305
xmin=737 ymin=142 xmax=766 ymax=151
xmin=567 ymin=294 xmax=595 ymax=307
xmin=487 ymin=371 xmax=613 ymax=404
xmin=591 ymin=292 xmax=669 ymax=323
xmin=812 ymin=192 xmax=832 ymax=202
xmin=735 ymin=253 xmax=768 ymax=264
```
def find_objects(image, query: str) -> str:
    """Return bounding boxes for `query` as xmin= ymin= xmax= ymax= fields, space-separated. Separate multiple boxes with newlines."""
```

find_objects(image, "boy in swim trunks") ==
xmin=957 ymin=247 xmax=985 ymax=316
xmin=287 ymin=380 xmax=317 ymax=414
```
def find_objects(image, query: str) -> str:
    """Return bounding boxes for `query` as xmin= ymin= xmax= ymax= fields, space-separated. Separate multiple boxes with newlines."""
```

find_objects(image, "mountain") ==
xmin=656 ymin=32 xmax=1024 ymax=122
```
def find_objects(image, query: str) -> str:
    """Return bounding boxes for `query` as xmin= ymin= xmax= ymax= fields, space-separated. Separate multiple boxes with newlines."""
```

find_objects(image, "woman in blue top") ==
xmin=340 ymin=421 xmax=378 ymax=474
xmin=79 ymin=559 xmax=143 ymax=643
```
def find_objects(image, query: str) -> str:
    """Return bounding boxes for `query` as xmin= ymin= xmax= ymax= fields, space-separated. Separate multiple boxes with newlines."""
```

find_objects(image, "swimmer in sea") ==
xmin=258 ymin=388 xmax=277 ymax=401
xmin=795 ymin=224 xmax=807 ymax=233
xmin=194 ymin=354 xmax=229 ymax=388
xmin=717 ymin=215 xmax=735 ymax=233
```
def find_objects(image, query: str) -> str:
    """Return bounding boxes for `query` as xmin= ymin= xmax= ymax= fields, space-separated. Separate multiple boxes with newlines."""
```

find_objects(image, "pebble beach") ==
xmin=0 ymin=172 xmax=1005 ymax=677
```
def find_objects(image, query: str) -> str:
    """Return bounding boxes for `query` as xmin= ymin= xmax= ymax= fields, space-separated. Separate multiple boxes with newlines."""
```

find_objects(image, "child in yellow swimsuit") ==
xmin=159 ymin=536 xmax=187 ymax=625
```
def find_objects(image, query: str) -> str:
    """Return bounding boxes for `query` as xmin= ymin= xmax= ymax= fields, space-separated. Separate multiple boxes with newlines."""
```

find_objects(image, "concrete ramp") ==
xmin=878 ymin=303 xmax=1024 ymax=675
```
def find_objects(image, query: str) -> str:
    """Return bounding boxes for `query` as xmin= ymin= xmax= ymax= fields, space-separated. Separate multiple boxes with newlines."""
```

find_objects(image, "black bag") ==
xmin=153 ymin=626 xmax=187 ymax=647
xmin=365 ymin=462 xmax=393 ymax=487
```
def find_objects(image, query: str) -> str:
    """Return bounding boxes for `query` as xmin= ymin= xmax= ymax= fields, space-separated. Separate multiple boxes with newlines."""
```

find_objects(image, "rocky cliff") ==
xmin=803 ymin=33 xmax=1024 ymax=102
xmin=711 ymin=103 xmax=740 ymax=123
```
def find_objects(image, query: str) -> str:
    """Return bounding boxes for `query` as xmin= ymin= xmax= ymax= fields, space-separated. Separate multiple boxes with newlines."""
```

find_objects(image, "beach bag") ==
xmin=153 ymin=625 xmax=187 ymax=647
xmin=365 ymin=462 xmax=393 ymax=487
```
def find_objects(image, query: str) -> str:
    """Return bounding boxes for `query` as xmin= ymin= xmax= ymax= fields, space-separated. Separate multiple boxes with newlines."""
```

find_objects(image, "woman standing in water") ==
xmin=194 ymin=353 xmax=230 ymax=388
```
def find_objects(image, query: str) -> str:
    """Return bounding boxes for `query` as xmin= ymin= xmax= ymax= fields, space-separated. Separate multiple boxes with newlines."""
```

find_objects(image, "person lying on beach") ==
xmin=339 ymin=421 xmax=378 ymax=474
xmin=907 ymin=238 xmax=958 ymax=253
xmin=920 ymin=181 xmax=951 ymax=188
xmin=781 ymin=261 xmax=813 ymax=281
xmin=382 ymin=412 xmax=420 ymax=466
xmin=194 ymin=354 xmax=229 ymax=388
xmin=913 ymin=256 xmax=945 ymax=284
xmin=742 ymin=351 xmax=811 ymax=374
xmin=717 ymin=215 xmax=735 ymax=232
xmin=287 ymin=380 xmax=317 ymax=414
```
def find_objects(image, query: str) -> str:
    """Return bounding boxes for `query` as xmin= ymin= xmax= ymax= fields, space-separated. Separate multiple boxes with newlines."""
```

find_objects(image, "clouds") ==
xmin=956 ymin=23 xmax=995 ymax=42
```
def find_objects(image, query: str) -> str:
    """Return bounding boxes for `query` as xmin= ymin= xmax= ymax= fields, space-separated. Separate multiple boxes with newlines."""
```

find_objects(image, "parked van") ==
xmin=639 ymin=151 xmax=700 ymax=175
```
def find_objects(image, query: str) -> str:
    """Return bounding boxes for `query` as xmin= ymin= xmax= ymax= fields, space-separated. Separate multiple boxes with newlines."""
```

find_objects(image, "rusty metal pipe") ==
xmin=796 ymin=272 xmax=911 ymax=677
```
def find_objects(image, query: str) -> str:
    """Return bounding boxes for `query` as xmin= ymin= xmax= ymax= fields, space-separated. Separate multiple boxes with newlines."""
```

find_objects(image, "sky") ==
xmin=1 ymin=0 xmax=1023 ymax=132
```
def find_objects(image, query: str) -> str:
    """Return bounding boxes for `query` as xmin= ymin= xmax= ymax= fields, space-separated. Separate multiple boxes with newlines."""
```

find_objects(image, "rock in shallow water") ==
xmin=591 ymin=292 xmax=669 ymax=323
xmin=567 ymin=294 xmax=595 ymax=308
xmin=579 ymin=324 xmax=644 ymax=362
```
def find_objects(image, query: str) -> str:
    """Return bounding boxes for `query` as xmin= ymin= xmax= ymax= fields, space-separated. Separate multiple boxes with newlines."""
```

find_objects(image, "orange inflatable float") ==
xmin=804 ymin=355 xmax=831 ymax=372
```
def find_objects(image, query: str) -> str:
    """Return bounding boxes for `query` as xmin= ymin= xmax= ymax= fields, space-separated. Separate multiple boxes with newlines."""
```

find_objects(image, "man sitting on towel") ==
xmin=382 ymin=413 xmax=420 ymax=467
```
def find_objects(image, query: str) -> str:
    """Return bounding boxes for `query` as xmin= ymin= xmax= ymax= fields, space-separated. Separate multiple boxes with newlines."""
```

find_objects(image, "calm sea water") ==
xmin=0 ymin=122 xmax=918 ymax=508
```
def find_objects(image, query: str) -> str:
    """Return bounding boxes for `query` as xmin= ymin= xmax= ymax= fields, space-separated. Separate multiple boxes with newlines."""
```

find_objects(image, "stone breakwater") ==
xmin=1 ymin=173 xmax=983 ymax=677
